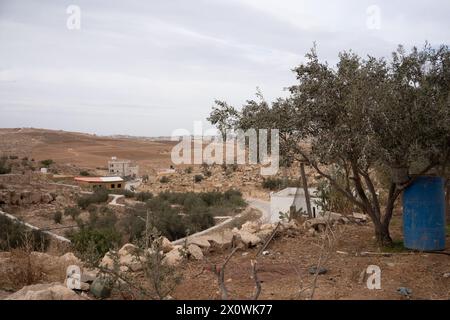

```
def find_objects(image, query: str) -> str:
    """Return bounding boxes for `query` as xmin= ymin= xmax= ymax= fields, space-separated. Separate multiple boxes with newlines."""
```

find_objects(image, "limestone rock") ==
xmin=187 ymin=237 xmax=211 ymax=251
xmin=241 ymin=221 xmax=260 ymax=233
xmin=118 ymin=243 xmax=138 ymax=257
xmin=161 ymin=237 xmax=173 ymax=253
xmin=260 ymin=223 xmax=275 ymax=231
xmin=119 ymin=254 xmax=142 ymax=272
xmin=100 ymin=253 xmax=116 ymax=270
xmin=255 ymin=229 xmax=273 ymax=241
xmin=60 ymin=252 xmax=81 ymax=266
xmin=304 ymin=218 xmax=327 ymax=232
xmin=162 ymin=248 xmax=183 ymax=266
xmin=205 ymin=230 xmax=234 ymax=251
xmin=234 ymin=230 xmax=261 ymax=248
xmin=5 ymin=282 xmax=83 ymax=300
xmin=187 ymin=244 xmax=203 ymax=260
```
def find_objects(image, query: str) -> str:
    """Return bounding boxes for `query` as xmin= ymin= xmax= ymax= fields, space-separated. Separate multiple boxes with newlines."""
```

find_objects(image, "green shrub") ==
xmin=160 ymin=176 xmax=169 ymax=183
xmin=67 ymin=208 xmax=120 ymax=259
xmin=77 ymin=189 xmax=109 ymax=209
xmin=194 ymin=174 xmax=204 ymax=183
xmin=64 ymin=206 xmax=81 ymax=220
xmin=0 ymin=215 xmax=49 ymax=251
xmin=40 ymin=159 xmax=54 ymax=167
xmin=53 ymin=211 xmax=62 ymax=224
xmin=184 ymin=167 xmax=193 ymax=174
xmin=262 ymin=177 xmax=301 ymax=190
xmin=0 ymin=159 xmax=11 ymax=174
xmin=79 ymin=170 xmax=90 ymax=176
xmin=136 ymin=191 xmax=153 ymax=202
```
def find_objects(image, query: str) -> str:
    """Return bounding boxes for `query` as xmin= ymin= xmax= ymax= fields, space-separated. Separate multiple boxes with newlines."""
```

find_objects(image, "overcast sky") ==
xmin=0 ymin=0 xmax=449 ymax=136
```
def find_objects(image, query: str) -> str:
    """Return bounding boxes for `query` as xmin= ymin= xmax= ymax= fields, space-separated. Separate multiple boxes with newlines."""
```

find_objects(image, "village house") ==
xmin=74 ymin=176 xmax=124 ymax=190
xmin=108 ymin=156 xmax=139 ymax=178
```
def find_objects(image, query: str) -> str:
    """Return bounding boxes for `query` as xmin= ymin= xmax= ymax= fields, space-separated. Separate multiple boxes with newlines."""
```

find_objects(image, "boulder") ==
xmin=162 ymin=248 xmax=183 ymax=267
xmin=240 ymin=221 xmax=260 ymax=234
xmin=260 ymin=223 xmax=275 ymax=231
xmin=304 ymin=218 xmax=327 ymax=232
xmin=118 ymin=243 xmax=138 ymax=257
xmin=352 ymin=212 xmax=368 ymax=222
xmin=100 ymin=253 xmax=116 ymax=270
xmin=60 ymin=252 xmax=81 ymax=266
xmin=80 ymin=282 xmax=90 ymax=291
xmin=255 ymin=229 xmax=273 ymax=241
xmin=187 ymin=244 xmax=203 ymax=260
xmin=5 ymin=282 xmax=83 ymax=300
xmin=282 ymin=220 xmax=300 ymax=230
xmin=161 ymin=237 xmax=173 ymax=253
xmin=205 ymin=230 xmax=234 ymax=251
xmin=119 ymin=254 xmax=143 ymax=272
xmin=81 ymin=269 xmax=98 ymax=283
xmin=187 ymin=237 xmax=211 ymax=251
xmin=90 ymin=277 xmax=113 ymax=299
xmin=234 ymin=230 xmax=261 ymax=248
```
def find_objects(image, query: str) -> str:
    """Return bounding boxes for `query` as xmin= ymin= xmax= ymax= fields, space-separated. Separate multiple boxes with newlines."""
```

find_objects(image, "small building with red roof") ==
xmin=74 ymin=176 xmax=124 ymax=190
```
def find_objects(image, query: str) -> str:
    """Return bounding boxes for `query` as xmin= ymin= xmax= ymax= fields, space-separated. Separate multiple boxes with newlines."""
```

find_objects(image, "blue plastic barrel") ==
xmin=403 ymin=176 xmax=446 ymax=251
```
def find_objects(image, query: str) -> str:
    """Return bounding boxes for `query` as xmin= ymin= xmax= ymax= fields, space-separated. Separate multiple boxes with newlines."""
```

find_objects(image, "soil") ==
xmin=173 ymin=216 xmax=450 ymax=300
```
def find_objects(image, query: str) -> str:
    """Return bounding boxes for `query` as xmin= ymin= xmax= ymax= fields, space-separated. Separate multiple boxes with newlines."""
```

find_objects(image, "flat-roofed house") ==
xmin=108 ymin=157 xmax=139 ymax=178
xmin=74 ymin=176 xmax=124 ymax=190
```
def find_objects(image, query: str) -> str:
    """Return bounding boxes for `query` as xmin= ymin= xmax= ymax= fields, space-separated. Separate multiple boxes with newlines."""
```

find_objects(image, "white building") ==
xmin=269 ymin=187 xmax=321 ymax=223
xmin=108 ymin=157 xmax=139 ymax=178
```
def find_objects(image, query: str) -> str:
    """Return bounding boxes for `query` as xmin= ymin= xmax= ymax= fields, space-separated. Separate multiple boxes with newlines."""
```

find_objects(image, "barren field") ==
xmin=0 ymin=128 xmax=177 ymax=174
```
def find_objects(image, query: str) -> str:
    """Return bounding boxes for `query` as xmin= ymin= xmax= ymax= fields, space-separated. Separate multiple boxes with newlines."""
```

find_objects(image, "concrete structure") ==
xmin=74 ymin=176 xmax=124 ymax=190
xmin=269 ymin=187 xmax=321 ymax=223
xmin=108 ymin=157 xmax=138 ymax=178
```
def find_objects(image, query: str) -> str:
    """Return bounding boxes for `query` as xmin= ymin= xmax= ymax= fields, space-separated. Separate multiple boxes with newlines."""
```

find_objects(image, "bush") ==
xmin=262 ymin=177 xmax=301 ymax=190
xmin=194 ymin=174 xmax=204 ymax=183
xmin=77 ymin=188 xmax=109 ymax=209
xmin=0 ymin=159 xmax=11 ymax=174
xmin=9 ymin=155 xmax=18 ymax=160
xmin=53 ymin=211 xmax=62 ymax=224
xmin=0 ymin=215 xmax=49 ymax=251
xmin=67 ymin=208 xmax=120 ymax=259
xmin=114 ymin=189 xmax=135 ymax=198
xmin=79 ymin=170 xmax=90 ymax=176
xmin=40 ymin=159 xmax=54 ymax=167
xmin=160 ymin=176 xmax=169 ymax=183
xmin=64 ymin=206 xmax=81 ymax=220
xmin=136 ymin=191 xmax=153 ymax=202
xmin=184 ymin=167 xmax=193 ymax=174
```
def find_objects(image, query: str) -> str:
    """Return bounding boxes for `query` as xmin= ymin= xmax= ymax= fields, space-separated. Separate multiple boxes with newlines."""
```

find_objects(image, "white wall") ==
xmin=269 ymin=188 xmax=321 ymax=223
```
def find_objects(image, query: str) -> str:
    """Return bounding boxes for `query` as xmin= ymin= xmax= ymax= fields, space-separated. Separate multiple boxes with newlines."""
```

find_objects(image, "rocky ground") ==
xmin=1 ymin=213 xmax=448 ymax=300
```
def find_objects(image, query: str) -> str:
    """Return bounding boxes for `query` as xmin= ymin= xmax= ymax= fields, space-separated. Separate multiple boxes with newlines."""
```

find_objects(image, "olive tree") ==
xmin=211 ymin=44 xmax=450 ymax=246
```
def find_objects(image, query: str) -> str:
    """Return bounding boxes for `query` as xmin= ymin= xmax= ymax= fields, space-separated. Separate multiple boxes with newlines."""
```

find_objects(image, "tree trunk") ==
xmin=374 ymin=220 xmax=393 ymax=246
xmin=300 ymin=162 xmax=313 ymax=218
